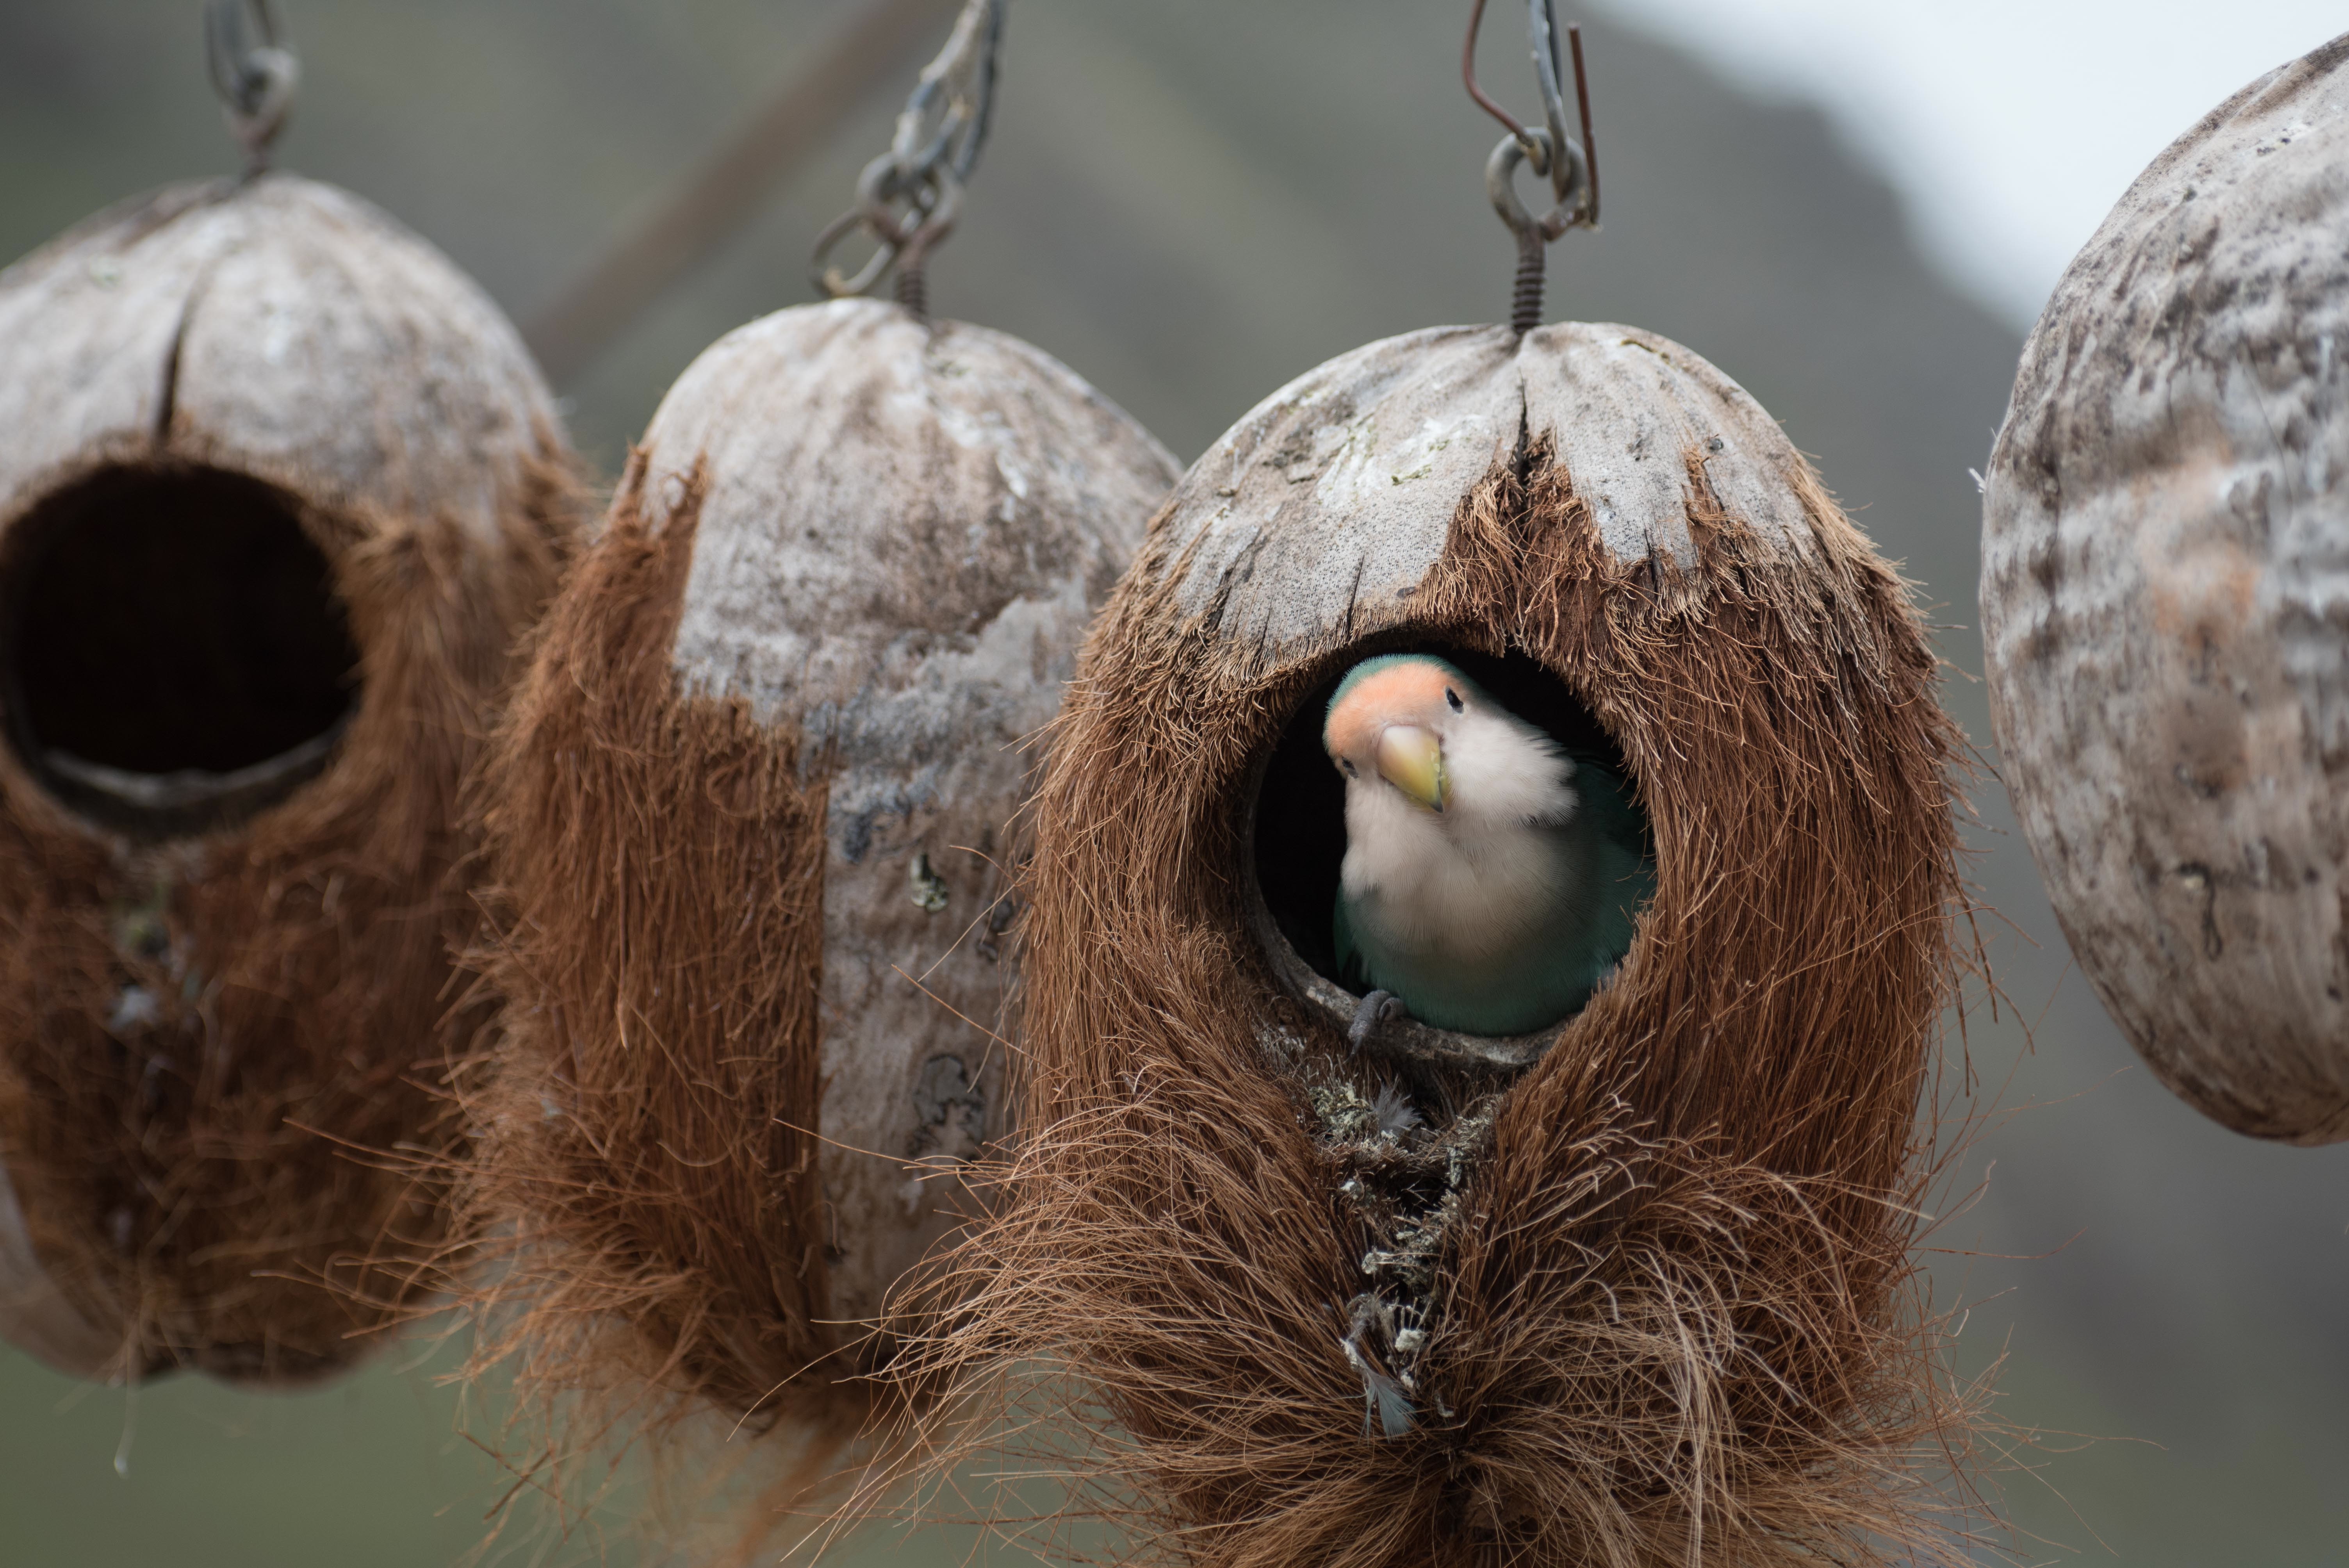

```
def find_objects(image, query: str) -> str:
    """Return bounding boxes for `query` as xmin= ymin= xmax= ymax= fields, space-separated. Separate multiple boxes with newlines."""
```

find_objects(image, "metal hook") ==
xmin=1464 ymin=0 xmax=1599 ymax=333
xmin=893 ymin=0 xmax=1003 ymax=185
xmin=809 ymin=0 xmax=1003 ymax=323
xmin=1525 ymin=0 xmax=1575 ymax=208
xmin=1568 ymin=24 xmax=1599 ymax=229
xmin=205 ymin=0 xmax=298 ymax=178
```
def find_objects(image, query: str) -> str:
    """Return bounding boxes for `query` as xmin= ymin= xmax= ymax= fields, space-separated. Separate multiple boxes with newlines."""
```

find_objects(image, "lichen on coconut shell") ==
xmin=0 ymin=175 xmax=577 ymax=1383
xmin=1982 ymin=36 xmax=2349 ymax=1145
xmin=458 ymin=298 xmax=1176 ymax=1473
xmin=876 ymin=321 xmax=1981 ymax=1566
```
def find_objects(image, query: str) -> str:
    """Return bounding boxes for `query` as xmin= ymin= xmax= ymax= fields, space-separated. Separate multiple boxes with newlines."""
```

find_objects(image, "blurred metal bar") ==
xmin=524 ymin=0 xmax=959 ymax=385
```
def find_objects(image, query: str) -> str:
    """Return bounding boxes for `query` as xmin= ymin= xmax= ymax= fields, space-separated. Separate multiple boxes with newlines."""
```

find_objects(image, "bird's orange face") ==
xmin=1324 ymin=660 xmax=1463 ymax=813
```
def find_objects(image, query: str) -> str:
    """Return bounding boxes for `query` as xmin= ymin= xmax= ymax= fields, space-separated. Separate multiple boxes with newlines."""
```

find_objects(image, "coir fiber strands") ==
xmin=0 ymin=175 xmax=577 ymax=1384
xmin=452 ymin=299 xmax=1177 ymax=1527
xmin=875 ymin=322 xmax=1990 ymax=1566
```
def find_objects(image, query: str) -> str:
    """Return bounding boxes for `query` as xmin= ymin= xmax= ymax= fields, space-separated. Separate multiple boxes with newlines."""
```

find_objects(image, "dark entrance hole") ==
xmin=1249 ymin=645 xmax=1646 ymax=1043
xmin=0 ymin=465 xmax=360 ymax=837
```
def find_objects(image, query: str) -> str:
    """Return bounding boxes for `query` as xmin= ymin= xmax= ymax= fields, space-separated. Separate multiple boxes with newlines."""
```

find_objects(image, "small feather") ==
xmin=1370 ymin=1082 xmax=1420 ymax=1135
xmin=1366 ymin=1368 xmax=1416 ymax=1438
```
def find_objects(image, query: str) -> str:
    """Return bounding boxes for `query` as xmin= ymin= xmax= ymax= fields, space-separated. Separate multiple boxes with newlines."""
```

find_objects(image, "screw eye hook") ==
xmin=1464 ymin=0 xmax=1599 ymax=333
xmin=205 ymin=0 xmax=299 ymax=178
xmin=810 ymin=0 xmax=1004 ymax=323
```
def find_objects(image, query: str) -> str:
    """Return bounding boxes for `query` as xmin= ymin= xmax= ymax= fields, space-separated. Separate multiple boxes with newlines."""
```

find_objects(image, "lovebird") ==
xmin=1323 ymin=653 xmax=1653 ymax=1039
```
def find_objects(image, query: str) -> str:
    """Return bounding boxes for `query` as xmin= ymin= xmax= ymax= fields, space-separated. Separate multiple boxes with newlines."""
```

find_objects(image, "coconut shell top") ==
xmin=882 ymin=321 xmax=1971 ymax=1566
xmin=0 ymin=173 xmax=574 ymax=1382
xmin=463 ymin=297 xmax=1177 ymax=1440
xmin=1161 ymin=322 xmax=1835 ymax=654
xmin=1982 ymin=36 xmax=2349 ymax=1144
xmin=0 ymin=176 xmax=550 ymax=545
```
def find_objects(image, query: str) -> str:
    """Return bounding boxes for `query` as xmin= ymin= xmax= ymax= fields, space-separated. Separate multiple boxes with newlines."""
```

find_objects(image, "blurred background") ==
xmin=4 ymin=1 xmax=2346 ymax=1563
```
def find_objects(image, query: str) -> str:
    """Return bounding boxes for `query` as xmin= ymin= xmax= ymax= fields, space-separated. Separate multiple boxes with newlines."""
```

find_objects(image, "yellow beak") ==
xmin=1375 ymin=725 xmax=1446 ymax=812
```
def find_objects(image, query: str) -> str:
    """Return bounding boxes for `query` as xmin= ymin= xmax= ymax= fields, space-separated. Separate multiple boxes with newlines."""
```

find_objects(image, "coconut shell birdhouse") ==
xmin=1983 ymin=35 xmax=2349 ymax=1145
xmin=0 ymin=167 xmax=576 ymax=1383
xmin=455 ymin=4 xmax=1177 ymax=1488
xmin=886 ymin=314 xmax=1975 ymax=1561
xmin=457 ymin=285 xmax=1176 ymax=1455
xmin=879 ymin=16 xmax=1977 ymax=1560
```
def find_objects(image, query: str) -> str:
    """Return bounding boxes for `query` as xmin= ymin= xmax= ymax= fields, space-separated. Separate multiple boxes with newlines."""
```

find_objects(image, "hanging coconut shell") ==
xmin=0 ymin=174 xmax=577 ymax=1384
xmin=1982 ymin=38 xmax=2349 ymax=1145
xmin=876 ymin=320 xmax=1977 ymax=1566
xmin=458 ymin=296 xmax=1177 ymax=1462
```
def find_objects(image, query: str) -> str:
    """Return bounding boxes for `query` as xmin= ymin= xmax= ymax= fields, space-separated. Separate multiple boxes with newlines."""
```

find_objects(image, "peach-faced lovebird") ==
xmin=1323 ymin=654 xmax=1651 ymax=1041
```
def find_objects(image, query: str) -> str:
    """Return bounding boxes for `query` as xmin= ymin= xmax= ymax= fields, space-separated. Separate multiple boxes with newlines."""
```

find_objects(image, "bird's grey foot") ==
xmin=1347 ymin=989 xmax=1410 ymax=1054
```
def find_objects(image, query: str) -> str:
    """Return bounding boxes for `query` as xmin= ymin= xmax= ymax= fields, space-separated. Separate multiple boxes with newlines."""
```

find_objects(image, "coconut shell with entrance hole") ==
xmin=0 ymin=175 xmax=576 ymax=1384
xmin=457 ymin=296 xmax=1177 ymax=1476
xmin=1983 ymin=35 xmax=2349 ymax=1145
xmin=874 ymin=320 xmax=1981 ymax=1567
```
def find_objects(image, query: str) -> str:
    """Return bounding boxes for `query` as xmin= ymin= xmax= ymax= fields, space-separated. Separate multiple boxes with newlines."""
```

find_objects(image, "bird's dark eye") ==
xmin=1340 ymin=759 xmax=1358 ymax=777
xmin=1445 ymin=687 xmax=1463 ymax=712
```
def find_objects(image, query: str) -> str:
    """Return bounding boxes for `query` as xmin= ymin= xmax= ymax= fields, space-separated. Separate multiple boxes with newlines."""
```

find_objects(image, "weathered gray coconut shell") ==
xmin=655 ymin=298 xmax=1178 ymax=1323
xmin=463 ymin=292 xmax=1178 ymax=1441
xmin=0 ymin=177 xmax=547 ymax=548
xmin=0 ymin=173 xmax=572 ymax=1380
xmin=1167 ymin=322 xmax=1829 ymax=646
xmin=1982 ymin=36 xmax=2349 ymax=1144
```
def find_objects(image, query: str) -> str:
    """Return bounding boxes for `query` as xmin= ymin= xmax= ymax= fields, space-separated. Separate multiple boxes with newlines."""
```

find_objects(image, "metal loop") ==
xmin=809 ymin=206 xmax=898 ymax=301
xmin=204 ymin=0 xmax=298 ymax=176
xmin=811 ymin=0 xmax=1002 ymax=317
xmin=1486 ymin=129 xmax=1586 ymax=246
xmin=809 ymin=147 xmax=970 ymax=300
xmin=1463 ymin=0 xmax=1597 ymax=233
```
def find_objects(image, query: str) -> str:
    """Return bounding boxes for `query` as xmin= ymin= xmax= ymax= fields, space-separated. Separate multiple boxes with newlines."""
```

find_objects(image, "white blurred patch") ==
xmin=1589 ymin=0 xmax=2345 ymax=328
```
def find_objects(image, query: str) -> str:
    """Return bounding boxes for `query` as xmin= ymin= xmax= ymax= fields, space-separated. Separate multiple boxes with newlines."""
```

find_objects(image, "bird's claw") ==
xmin=1347 ymin=989 xmax=1410 ymax=1055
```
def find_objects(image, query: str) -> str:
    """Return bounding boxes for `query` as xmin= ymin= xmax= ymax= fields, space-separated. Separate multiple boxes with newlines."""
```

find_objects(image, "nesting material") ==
xmin=0 ymin=175 xmax=576 ymax=1383
xmin=881 ymin=322 xmax=1978 ymax=1566
xmin=1983 ymin=37 xmax=2349 ymax=1145
xmin=459 ymin=298 xmax=1176 ymax=1466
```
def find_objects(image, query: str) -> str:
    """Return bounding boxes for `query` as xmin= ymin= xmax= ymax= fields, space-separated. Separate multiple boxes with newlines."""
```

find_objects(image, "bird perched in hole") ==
xmin=1324 ymin=653 xmax=1652 ymax=1040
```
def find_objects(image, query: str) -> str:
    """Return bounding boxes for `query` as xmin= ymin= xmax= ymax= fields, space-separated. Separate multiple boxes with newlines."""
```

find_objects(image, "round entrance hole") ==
xmin=0 ymin=465 xmax=360 ymax=838
xmin=1246 ymin=646 xmax=1650 ymax=1069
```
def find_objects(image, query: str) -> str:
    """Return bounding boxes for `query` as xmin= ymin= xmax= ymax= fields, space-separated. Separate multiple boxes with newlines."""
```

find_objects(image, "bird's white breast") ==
xmin=1340 ymin=715 xmax=1583 ymax=971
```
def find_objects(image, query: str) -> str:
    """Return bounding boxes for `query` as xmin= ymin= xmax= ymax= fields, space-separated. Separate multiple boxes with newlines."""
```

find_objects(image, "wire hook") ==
xmin=205 ymin=0 xmax=299 ymax=178
xmin=809 ymin=0 xmax=1005 ymax=323
xmin=1464 ymin=0 xmax=1598 ymax=333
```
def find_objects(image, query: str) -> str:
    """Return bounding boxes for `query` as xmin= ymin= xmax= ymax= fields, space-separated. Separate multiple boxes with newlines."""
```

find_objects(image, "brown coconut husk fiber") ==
xmin=445 ymin=465 xmax=986 ymax=1560
xmin=0 ymin=454 xmax=573 ymax=1383
xmin=441 ymin=297 xmax=1176 ymax=1548
xmin=866 ymin=324 xmax=1991 ymax=1566
xmin=0 ymin=174 xmax=580 ymax=1384
xmin=453 ymin=461 xmax=847 ymax=1449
